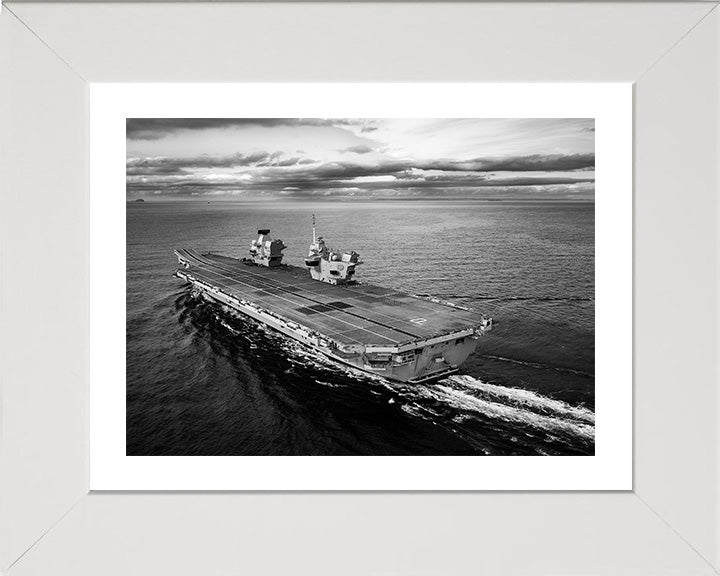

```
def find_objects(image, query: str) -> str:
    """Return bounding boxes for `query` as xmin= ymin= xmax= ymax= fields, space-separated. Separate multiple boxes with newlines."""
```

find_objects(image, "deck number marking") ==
xmin=410 ymin=318 xmax=427 ymax=324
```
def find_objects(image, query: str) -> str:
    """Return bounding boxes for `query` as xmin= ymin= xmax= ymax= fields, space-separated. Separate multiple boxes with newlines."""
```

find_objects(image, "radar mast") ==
xmin=304 ymin=215 xmax=361 ymax=285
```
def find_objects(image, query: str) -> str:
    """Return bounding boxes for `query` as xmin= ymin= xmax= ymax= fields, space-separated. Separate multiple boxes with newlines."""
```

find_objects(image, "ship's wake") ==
xmin=446 ymin=374 xmax=594 ymax=425
xmin=182 ymin=292 xmax=595 ymax=455
xmin=274 ymin=333 xmax=596 ymax=453
xmin=418 ymin=292 xmax=593 ymax=303
xmin=421 ymin=377 xmax=594 ymax=442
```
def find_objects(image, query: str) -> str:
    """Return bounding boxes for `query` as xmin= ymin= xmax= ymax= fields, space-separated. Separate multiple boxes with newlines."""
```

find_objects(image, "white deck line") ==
xmin=185 ymin=250 xmax=430 ymax=338
xmin=199 ymin=251 xmax=475 ymax=333
xmin=200 ymin=253 xmax=432 ymax=330
xmin=182 ymin=259 xmax=403 ymax=346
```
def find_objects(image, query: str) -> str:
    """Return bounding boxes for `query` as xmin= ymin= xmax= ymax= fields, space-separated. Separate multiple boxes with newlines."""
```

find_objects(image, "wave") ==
xmin=415 ymin=293 xmax=592 ymax=303
xmin=400 ymin=404 xmax=425 ymax=418
xmin=446 ymin=374 xmax=595 ymax=425
xmin=218 ymin=319 xmax=240 ymax=335
xmin=482 ymin=355 xmax=593 ymax=378
xmin=473 ymin=296 xmax=593 ymax=302
xmin=315 ymin=380 xmax=343 ymax=389
xmin=420 ymin=382 xmax=595 ymax=443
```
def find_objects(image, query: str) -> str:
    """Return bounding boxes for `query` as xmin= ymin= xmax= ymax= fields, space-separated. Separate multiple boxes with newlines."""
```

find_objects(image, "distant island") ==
xmin=134 ymin=198 xmax=145 ymax=203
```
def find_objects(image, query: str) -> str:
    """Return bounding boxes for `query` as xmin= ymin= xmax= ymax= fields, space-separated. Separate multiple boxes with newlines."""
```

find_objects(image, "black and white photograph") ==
xmin=8 ymin=0 xmax=719 ymax=572
xmin=126 ymin=117 xmax=595 ymax=457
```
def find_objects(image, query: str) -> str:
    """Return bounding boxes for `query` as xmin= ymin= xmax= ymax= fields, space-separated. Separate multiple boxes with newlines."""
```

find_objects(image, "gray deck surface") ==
xmin=176 ymin=249 xmax=483 ymax=347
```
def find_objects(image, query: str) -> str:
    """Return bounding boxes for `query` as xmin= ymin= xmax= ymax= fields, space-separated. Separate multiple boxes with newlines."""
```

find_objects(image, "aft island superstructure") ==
xmin=174 ymin=220 xmax=492 ymax=383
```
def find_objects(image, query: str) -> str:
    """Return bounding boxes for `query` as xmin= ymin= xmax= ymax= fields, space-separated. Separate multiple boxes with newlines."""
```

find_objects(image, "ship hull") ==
xmin=174 ymin=249 xmax=490 ymax=384
xmin=178 ymin=272 xmax=480 ymax=383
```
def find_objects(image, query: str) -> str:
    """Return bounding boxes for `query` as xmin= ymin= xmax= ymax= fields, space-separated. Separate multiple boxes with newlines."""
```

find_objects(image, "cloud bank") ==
xmin=126 ymin=118 xmax=595 ymax=200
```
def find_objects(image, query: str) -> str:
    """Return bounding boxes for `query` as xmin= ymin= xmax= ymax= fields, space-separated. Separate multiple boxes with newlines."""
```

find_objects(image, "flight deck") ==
xmin=175 ymin=248 xmax=484 ymax=348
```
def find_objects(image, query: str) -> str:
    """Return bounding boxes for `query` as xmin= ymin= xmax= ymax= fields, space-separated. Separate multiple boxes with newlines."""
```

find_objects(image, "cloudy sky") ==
xmin=126 ymin=118 xmax=595 ymax=200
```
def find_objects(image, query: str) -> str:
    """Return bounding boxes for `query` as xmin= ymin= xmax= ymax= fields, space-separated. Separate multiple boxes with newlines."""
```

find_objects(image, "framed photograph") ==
xmin=90 ymin=83 xmax=631 ymax=490
xmin=2 ymin=2 xmax=718 ymax=575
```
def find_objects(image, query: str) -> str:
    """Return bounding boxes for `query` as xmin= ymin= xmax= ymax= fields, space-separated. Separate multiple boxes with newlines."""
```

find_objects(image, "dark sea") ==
xmin=127 ymin=200 xmax=594 ymax=456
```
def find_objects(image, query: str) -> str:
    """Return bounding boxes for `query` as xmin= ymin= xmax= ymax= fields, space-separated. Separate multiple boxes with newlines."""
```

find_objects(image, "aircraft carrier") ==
xmin=174 ymin=220 xmax=492 ymax=383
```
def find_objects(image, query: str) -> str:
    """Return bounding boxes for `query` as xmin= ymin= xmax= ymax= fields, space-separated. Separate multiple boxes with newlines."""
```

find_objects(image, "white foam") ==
xmin=446 ymin=374 xmax=595 ymax=425
xmin=422 ymin=384 xmax=595 ymax=443
xmin=218 ymin=320 xmax=239 ymax=335
xmin=211 ymin=304 xmax=594 ymax=444
xmin=315 ymin=380 xmax=343 ymax=389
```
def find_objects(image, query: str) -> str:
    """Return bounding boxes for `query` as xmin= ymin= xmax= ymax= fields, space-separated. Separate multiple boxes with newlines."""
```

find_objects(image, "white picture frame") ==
xmin=1 ymin=2 xmax=718 ymax=574
xmin=90 ymin=82 xmax=631 ymax=491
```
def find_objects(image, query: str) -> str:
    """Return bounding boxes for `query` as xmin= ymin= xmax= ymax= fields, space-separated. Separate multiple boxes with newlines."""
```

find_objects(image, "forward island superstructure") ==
xmin=174 ymin=219 xmax=492 ymax=383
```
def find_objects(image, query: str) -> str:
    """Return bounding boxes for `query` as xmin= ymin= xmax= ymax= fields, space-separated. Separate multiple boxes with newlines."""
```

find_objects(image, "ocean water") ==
xmin=127 ymin=200 xmax=594 ymax=456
